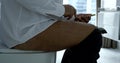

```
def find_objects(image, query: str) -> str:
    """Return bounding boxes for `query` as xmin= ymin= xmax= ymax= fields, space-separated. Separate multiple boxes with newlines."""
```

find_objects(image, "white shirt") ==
xmin=0 ymin=0 xmax=65 ymax=48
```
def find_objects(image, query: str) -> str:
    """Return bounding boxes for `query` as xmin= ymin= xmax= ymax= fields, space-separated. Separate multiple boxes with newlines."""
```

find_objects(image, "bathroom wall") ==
xmin=0 ymin=0 xmax=1 ymax=19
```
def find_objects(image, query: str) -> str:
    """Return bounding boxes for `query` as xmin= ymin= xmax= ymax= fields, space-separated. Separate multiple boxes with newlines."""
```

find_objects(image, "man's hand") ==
xmin=75 ymin=14 xmax=95 ymax=23
xmin=63 ymin=5 xmax=76 ymax=20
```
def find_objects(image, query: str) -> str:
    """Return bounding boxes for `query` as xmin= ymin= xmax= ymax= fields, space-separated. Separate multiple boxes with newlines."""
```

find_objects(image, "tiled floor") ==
xmin=56 ymin=48 xmax=120 ymax=63
xmin=97 ymin=48 xmax=120 ymax=63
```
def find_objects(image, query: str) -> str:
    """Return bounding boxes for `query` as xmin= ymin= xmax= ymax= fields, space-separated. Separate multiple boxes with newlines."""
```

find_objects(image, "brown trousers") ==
xmin=12 ymin=21 xmax=95 ymax=51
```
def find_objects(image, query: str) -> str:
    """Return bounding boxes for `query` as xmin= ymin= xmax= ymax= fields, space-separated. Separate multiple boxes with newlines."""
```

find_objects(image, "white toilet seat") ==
xmin=0 ymin=49 xmax=56 ymax=63
xmin=0 ymin=49 xmax=44 ymax=54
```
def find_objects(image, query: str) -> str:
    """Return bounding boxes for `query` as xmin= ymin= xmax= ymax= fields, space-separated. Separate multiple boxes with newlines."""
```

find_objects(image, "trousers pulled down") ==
xmin=61 ymin=28 xmax=102 ymax=63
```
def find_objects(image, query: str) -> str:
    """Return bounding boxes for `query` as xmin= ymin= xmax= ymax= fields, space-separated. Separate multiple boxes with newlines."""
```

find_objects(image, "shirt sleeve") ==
xmin=15 ymin=0 xmax=65 ymax=17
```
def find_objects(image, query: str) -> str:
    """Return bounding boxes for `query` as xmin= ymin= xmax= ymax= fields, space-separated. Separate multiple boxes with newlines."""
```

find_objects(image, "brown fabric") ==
xmin=13 ymin=21 xmax=95 ymax=51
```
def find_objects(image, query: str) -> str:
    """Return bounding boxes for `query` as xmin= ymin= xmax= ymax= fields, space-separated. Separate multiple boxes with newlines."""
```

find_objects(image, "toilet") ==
xmin=0 ymin=49 xmax=56 ymax=63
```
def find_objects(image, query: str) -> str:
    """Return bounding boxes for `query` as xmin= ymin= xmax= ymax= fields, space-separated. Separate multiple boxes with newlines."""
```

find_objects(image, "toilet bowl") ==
xmin=0 ymin=49 xmax=56 ymax=63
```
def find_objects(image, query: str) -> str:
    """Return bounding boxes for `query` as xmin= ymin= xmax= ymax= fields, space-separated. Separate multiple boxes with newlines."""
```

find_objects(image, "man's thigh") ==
xmin=12 ymin=21 xmax=96 ymax=51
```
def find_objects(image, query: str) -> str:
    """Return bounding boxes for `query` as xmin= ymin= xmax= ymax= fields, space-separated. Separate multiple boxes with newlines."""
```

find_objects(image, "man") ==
xmin=0 ymin=0 xmax=102 ymax=63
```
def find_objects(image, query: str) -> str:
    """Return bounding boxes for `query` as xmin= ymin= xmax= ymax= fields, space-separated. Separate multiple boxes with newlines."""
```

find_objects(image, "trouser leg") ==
xmin=61 ymin=28 xmax=102 ymax=63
